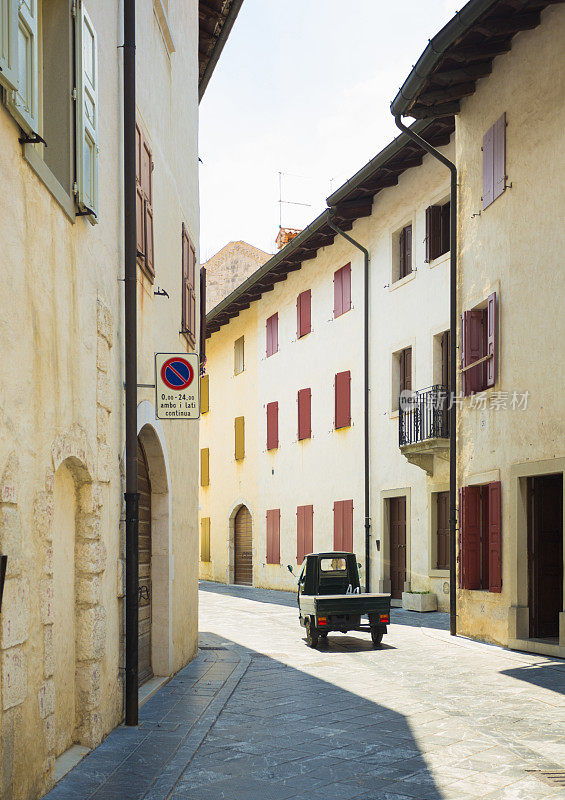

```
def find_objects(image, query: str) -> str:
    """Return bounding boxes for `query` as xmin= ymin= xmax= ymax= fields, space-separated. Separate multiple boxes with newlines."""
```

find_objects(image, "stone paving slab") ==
xmin=45 ymin=582 xmax=565 ymax=800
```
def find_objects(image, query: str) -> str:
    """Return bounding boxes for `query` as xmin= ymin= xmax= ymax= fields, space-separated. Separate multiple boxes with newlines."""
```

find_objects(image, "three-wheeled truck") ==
xmin=289 ymin=552 xmax=391 ymax=648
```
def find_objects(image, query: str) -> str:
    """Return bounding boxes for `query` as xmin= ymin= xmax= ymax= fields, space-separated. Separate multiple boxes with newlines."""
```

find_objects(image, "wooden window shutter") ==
xmin=493 ymin=113 xmax=506 ymax=202
xmin=342 ymin=264 xmax=351 ymax=313
xmin=460 ymin=486 xmax=481 ymax=590
xmin=266 ymin=402 xmax=278 ymax=451
xmin=200 ymin=374 xmax=209 ymax=414
xmin=234 ymin=416 xmax=245 ymax=461
xmin=488 ymin=482 xmax=502 ymax=593
xmin=200 ymin=266 xmax=207 ymax=366
xmin=200 ymin=518 xmax=210 ymax=562
xmin=462 ymin=311 xmax=485 ymax=395
xmin=441 ymin=331 xmax=450 ymax=389
xmin=486 ymin=292 xmax=497 ymax=388
xmin=0 ymin=0 xmax=18 ymax=91
xmin=75 ymin=5 xmax=99 ymax=222
xmin=425 ymin=206 xmax=442 ymax=262
xmin=266 ymin=509 xmax=280 ymax=564
xmin=297 ymin=505 xmax=313 ymax=563
xmin=297 ymin=506 xmax=304 ymax=564
xmin=189 ymin=245 xmax=196 ymax=338
xmin=304 ymin=505 xmax=313 ymax=558
xmin=334 ymin=268 xmax=343 ymax=318
xmin=297 ymin=388 xmax=311 ymax=440
xmin=482 ymin=124 xmax=494 ymax=210
xmin=6 ymin=0 xmax=38 ymax=134
xmin=441 ymin=201 xmax=450 ymax=255
xmin=266 ymin=313 xmax=278 ymax=357
xmin=399 ymin=228 xmax=406 ymax=278
xmin=200 ymin=448 xmax=209 ymax=487
xmin=404 ymin=226 xmax=412 ymax=276
xmin=333 ymin=501 xmax=343 ymax=551
xmin=141 ymin=139 xmax=154 ymax=277
xmin=404 ymin=349 xmax=412 ymax=393
xmin=136 ymin=125 xmax=145 ymax=256
xmin=335 ymin=371 xmax=351 ymax=429
xmin=297 ymin=290 xmax=311 ymax=338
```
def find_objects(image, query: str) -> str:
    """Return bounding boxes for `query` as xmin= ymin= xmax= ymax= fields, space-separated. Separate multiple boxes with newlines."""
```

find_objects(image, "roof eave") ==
xmin=199 ymin=0 xmax=244 ymax=102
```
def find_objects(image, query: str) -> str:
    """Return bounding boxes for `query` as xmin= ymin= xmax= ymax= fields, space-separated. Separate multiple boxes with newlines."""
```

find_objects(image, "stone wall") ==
xmin=203 ymin=241 xmax=271 ymax=312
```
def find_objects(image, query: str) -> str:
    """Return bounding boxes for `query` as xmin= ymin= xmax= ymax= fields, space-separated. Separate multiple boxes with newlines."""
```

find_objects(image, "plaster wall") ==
xmin=455 ymin=4 xmax=565 ymax=645
xmin=199 ymin=141 xmax=454 ymax=605
xmin=0 ymin=1 xmax=201 ymax=797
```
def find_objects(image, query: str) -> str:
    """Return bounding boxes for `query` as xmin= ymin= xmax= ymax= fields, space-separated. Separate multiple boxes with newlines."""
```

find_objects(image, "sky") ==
xmin=199 ymin=0 xmax=461 ymax=261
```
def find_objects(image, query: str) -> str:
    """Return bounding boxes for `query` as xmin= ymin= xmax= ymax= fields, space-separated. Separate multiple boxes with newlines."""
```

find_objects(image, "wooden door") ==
xmin=529 ymin=474 xmax=563 ymax=639
xmin=390 ymin=497 xmax=407 ymax=599
xmin=436 ymin=491 xmax=450 ymax=570
xmin=234 ymin=506 xmax=252 ymax=585
xmin=138 ymin=441 xmax=153 ymax=685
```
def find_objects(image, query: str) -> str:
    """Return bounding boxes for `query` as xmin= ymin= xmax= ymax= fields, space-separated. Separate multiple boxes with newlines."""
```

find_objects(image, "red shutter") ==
xmin=461 ymin=486 xmax=481 ymax=590
xmin=482 ymin=124 xmax=494 ymax=210
xmin=342 ymin=264 xmax=351 ymax=313
xmin=486 ymin=292 xmax=497 ymax=388
xmin=333 ymin=501 xmax=343 ymax=551
xmin=343 ymin=499 xmax=353 ymax=552
xmin=267 ymin=402 xmax=278 ymax=450
xmin=488 ymin=482 xmax=502 ymax=592
xmin=298 ymin=388 xmax=311 ymax=440
xmin=297 ymin=506 xmax=304 ymax=564
xmin=267 ymin=509 xmax=280 ymax=565
xmin=335 ymin=371 xmax=351 ymax=429
xmin=298 ymin=290 xmax=311 ymax=338
xmin=266 ymin=316 xmax=272 ymax=357
xmin=493 ymin=113 xmax=506 ymax=202
xmin=334 ymin=268 xmax=343 ymax=318
xmin=463 ymin=310 xmax=485 ymax=395
xmin=266 ymin=314 xmax=278 ymax=357
xmin=145 ymin=201 xmax=154 ymax=277
xmin=304 ymin=505 xmax=313 ymax=558
xmin=297 ymin=505 xmax=313 ymax=563
xmin=136 ymin=188 xmax=145 ymax=256
xmin=273 ymin=313 xmax=278 ymax=353
xmin=425 ymin=206 xmax=442 ymax=263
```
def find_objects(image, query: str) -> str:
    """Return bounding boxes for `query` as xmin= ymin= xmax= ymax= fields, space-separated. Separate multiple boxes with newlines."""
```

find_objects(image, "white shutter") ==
xmin=6 ymin=0 xmax=38 ymax=133
xmin=76 ymin=2 xmax=99 ymax=223
xmin=0 ymin=0 xmax=18 ymax=91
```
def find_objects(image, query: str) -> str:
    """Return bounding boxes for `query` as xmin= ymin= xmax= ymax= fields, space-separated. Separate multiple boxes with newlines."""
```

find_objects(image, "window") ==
xmin=393 ymin=225 xmax=412 ymax=281
xmin=297 ymin=289 xmax=311 ymax=338
xmin=334 ymin=264 xmax=351 ymax=318
xmin=425 ymin=201 xmax=450 ymax=262
xmin=180 ymin=224 xmax=196 ymax=343
xmin=297 ymin=505 xmax=313 ymax=564
xmin=200 ymin=517 xmax=210 ymax=562
xmin=1 ymin=0 xmax=99 ymax=220
xmin=435 ymin=492 xmax=449 ymax=570
xmin=297 ymin=388 xmax=311 ymax=441
xmin=482 ymin=113 xmax=506 ymax=210
xmin=335 ymin=371 xmax=351 ymax=429
xmin=333 ymin=500 xmax=353 ymax=552
xmin=136 ymin=125 xmax=155 ymax=279
xmin=234 ymin=416 xmax=245 ymax=461
xmin=200 ymin=374 xmax=209 ymax=414
xmin=461 ymin=292 xmax=497 ymax=395
xmin=200 ymin=448 xmax=209 ymax=487
xmin=234 ymin=336 xmax=244 ymax=375
xmin=266 ymin=313 xmax=278 ymax=357
xmin=266 ymin=509 xmax=280 ymax=564
xmin=266 ymin=402 xmax=278 ymax=451
xmin=459 ymin=482 xmax=501 ymax=592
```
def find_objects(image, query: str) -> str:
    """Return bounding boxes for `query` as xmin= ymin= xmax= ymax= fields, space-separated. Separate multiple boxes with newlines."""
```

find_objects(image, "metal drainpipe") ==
xmin=124 ymin=0 xmax=139 ymax=724
xmin=326 ymin=214 xmax=371 ymax=593
xmin=394 ymin=115 xmax=457 ymax=637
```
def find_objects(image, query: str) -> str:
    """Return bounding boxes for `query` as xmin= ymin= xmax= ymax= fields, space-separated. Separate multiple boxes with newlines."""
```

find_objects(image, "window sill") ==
xmin=389 ymin=271 xmax=416 ymax=292
xmin=234 ymin=369 xmax=245 ymax=377
xmin=23 ymin=145 xmax=76 ymax=222
xmin=428 ymin=251 xmax=450 ymax=269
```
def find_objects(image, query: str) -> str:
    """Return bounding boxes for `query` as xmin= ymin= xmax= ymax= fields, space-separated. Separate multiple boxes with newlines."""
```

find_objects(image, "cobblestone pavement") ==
xmin=46 ymin=582 xmax=565 ymax=800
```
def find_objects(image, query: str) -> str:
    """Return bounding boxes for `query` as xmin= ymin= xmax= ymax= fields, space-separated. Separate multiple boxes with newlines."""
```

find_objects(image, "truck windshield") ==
xmin=320 ymin=557 xmax=347 ymax=572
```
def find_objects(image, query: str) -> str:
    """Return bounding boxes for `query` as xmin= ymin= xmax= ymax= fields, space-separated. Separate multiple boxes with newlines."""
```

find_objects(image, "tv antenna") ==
xmin=278 ymin=171 xmax=312 ymax=228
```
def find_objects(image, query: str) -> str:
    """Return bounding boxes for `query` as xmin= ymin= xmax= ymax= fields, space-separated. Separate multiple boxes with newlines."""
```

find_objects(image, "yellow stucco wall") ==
xmin=200 ymin=141 xmax=454 ymax=607
xmin=455 ymin=5 xmax=565 ymax=645
xmin=0 ymin=2 xmax=201 ymax=798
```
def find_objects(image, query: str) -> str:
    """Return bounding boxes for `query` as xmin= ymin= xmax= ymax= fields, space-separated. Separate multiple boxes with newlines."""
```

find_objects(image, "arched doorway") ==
xmin=137 ymin=439 xmax=153 ymax=685
xmin=234 ymin=505 xmax=253 ymax=585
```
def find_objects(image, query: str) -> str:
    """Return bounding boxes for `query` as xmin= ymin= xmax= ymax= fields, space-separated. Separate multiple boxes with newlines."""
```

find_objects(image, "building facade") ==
xmin=0 ymin=1 xmax=241 ymax=798
xmin=391 ymin=0 xmax=565 ymax=654
xmin=199 ymin=118 xmax=456 ymax=608
xmin=203 ymin=241 xmax=271 ymax=312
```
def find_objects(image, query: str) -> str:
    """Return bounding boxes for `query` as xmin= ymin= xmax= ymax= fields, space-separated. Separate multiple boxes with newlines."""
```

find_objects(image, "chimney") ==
xmin=276 ymin=227 xmax=302 ymax=250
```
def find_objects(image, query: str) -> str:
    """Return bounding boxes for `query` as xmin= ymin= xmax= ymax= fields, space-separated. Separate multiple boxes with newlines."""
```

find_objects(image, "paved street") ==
xmin=46 ymin=582 xmax=565 ymax=800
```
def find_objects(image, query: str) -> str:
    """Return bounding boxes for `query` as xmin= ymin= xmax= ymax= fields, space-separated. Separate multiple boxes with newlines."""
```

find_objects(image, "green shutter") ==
xmin=0 ymin=0 xmax=18 ymax=91
xmin=75 ymin=2 xmax=99 ymax=222
xmin=6 ymin=0 xmax=38 ymax=133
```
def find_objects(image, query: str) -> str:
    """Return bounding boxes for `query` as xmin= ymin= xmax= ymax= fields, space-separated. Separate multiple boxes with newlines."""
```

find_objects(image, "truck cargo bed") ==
xmin=300 ymin=592 xmax=390 ymax=616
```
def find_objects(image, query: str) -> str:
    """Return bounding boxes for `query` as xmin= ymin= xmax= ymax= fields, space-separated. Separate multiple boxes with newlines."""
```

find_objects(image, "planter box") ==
xmin=402 ymin=592 xmax=437 ymax=612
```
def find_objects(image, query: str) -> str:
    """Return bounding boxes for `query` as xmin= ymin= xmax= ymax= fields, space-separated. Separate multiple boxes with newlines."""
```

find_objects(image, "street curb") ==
xmin=142 ymin=650 xmax=251 ymax=800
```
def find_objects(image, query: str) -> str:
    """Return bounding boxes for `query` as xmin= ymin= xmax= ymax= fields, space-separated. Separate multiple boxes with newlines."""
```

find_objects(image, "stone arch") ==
xmin=227 ymin=500 xmax=255 ymax=585
xmin=34 ymin=426 xmax=106 ymax=762
xmin=137 ymin=401 xmax=173 ymax=676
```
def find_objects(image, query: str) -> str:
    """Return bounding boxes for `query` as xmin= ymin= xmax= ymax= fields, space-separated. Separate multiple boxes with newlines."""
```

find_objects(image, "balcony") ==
xmin=398 ymin=385 xmax=450 ymax=475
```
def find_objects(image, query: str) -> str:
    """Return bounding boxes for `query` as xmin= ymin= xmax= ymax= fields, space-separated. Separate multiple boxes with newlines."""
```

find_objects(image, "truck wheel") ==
xmin=371 ymin=629 xmax=384 ymax=648
xmin=306 ymin=620 xmax=319 ymax=648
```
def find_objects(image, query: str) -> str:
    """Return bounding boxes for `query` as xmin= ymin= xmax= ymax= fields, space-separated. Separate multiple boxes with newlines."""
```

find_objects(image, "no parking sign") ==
xmin=155 ymin=353 xmax=200 ymax=419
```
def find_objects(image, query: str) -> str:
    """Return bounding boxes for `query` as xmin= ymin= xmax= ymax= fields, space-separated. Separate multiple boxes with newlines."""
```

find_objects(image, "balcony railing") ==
xmin=399 ymin=385 xmax=449 ymax=447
